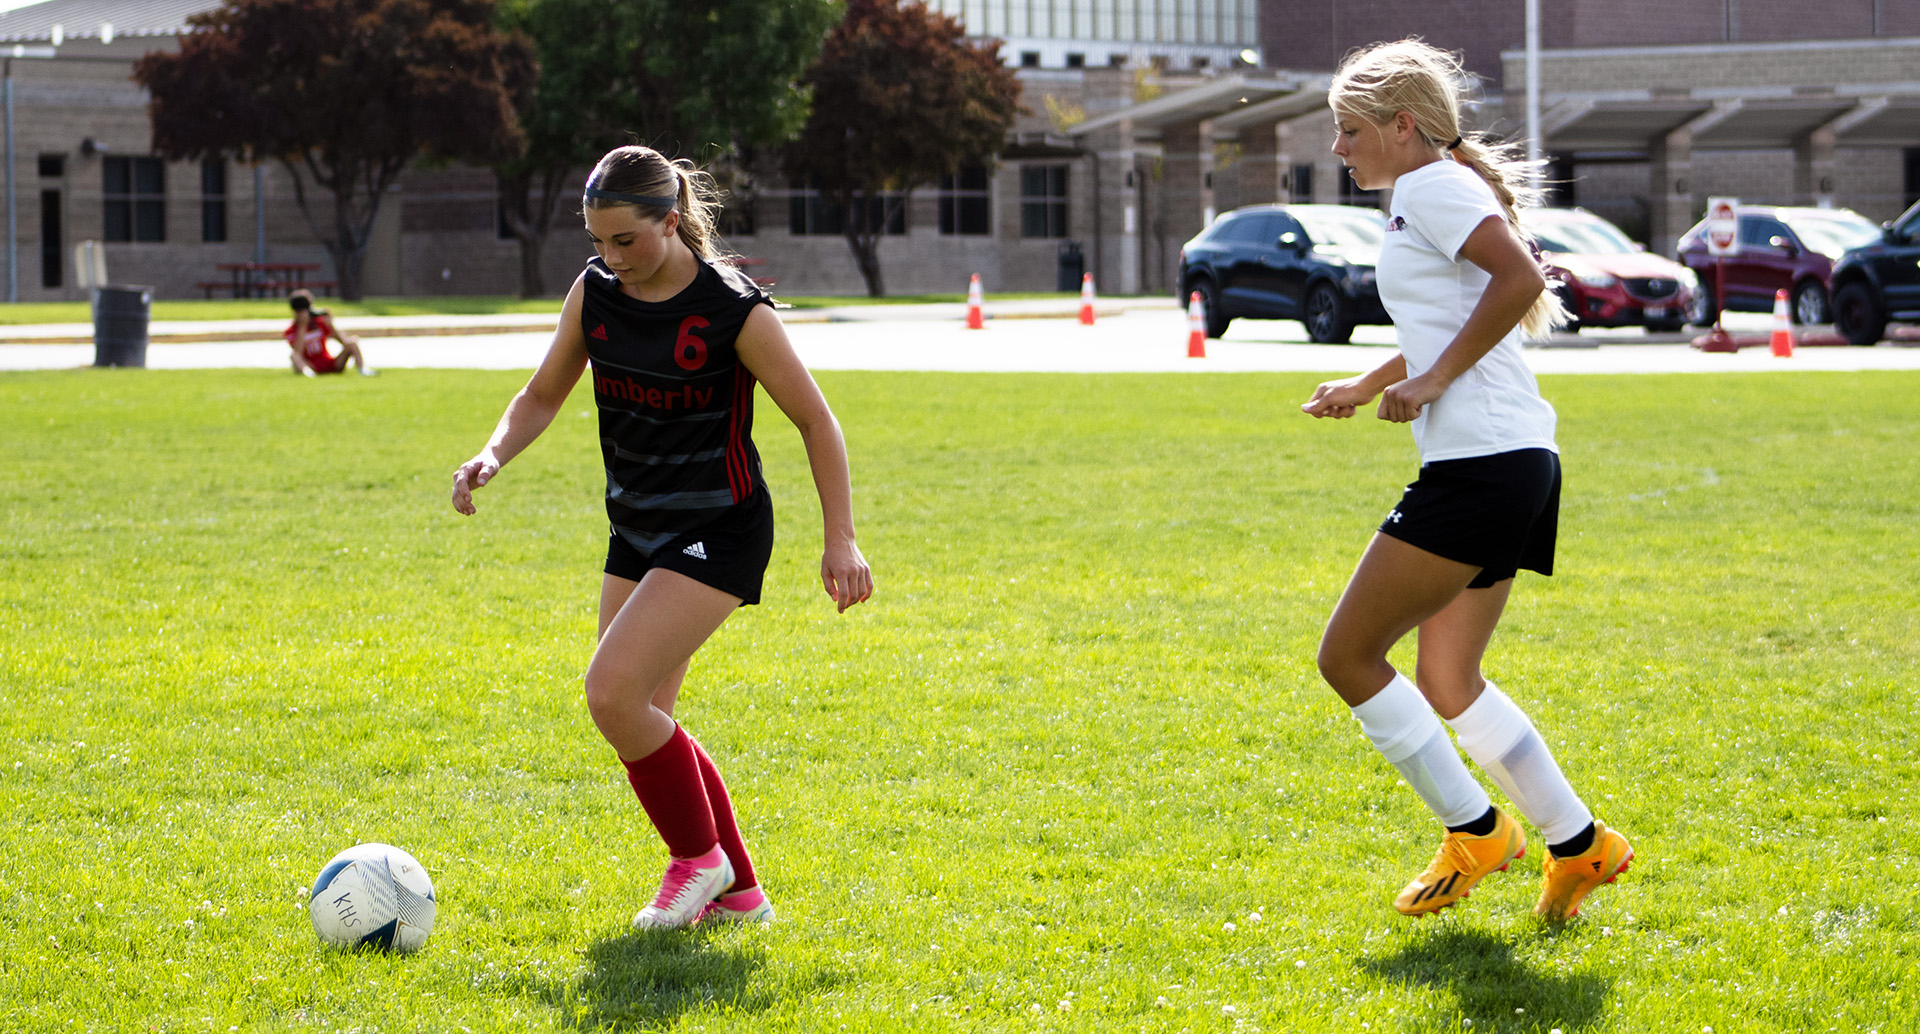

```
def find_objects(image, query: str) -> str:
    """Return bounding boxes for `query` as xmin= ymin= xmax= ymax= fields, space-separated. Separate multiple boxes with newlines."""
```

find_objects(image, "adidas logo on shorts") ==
xmin=681 ymin=541 xmax=708 ymax=560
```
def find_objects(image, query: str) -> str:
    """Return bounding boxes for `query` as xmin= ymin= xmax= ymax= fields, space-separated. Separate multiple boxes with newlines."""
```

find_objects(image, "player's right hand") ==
xmin=451 ymin=453 xmax=499 ymax=515
xmin=1300 ymin=377 xmax=1373 ymax=419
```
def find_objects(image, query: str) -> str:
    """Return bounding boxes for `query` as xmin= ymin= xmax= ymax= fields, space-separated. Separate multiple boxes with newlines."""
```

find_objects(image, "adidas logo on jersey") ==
xmin=681 ymin=541 xmax=708 ymax=560
xmin=590 ymin=323 xmax=609 ymax=340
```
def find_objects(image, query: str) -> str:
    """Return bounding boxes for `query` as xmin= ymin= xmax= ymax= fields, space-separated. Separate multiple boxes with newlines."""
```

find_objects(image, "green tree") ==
xmin=785 ymin=0 xmax=1022 ymax=297
xmin=134 ymin=0 xmax=531 ymax=300
xmin=494 ymin=0 xmax=840 ymax=297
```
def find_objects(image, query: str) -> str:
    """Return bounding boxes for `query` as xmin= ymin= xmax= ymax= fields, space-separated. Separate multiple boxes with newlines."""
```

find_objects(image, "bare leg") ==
xmin=586 ymin=568 xmax=739 ymax=760
xmin=1414 ymin=579 xmax=1512 ymax=719
xmin=1317 ymin=532 xmax=1482 ymax=706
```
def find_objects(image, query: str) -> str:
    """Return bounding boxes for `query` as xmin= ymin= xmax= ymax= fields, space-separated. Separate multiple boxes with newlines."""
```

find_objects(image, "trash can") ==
xmin=1056 ymin=241 xmax=1084 ymax=292
xmin=92 ymin=285 xmax=152 ymax=368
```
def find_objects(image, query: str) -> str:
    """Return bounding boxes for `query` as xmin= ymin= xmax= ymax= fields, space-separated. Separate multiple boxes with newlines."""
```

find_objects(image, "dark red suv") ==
xmin=1675 ymin=205 xmax=1881 ymax=325
xmin=1519 ymin=208 xmax=1698 ymax=333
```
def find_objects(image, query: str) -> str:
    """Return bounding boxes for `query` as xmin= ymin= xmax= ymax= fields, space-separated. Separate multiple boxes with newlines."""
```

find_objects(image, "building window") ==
xmin=1338 ymin=165 xmax=1379 ymax=209
xmin=1065 ymin=52 xmax=1085 ymax=68
xmin=1019 ymin=165 xmax=1068 ymax=238
xmin=1905 ymin=147 xmax=1920 ymax=208
xmin=1289 ymin=163 xmax=1314 ymax=203
xmin=200 ymin=159 xmax=227 ymax=243
xmin=38 ymin=154 xmax=63 ymax=178
xmin=1019 ymin=51 xmax=1041 ymax=68
xmin=104 ymin=156 xmax=165 ymax=243
xmin=787 ymin=180 xmax=904 ymax=236
xmin=938 ymin=167 xmax=991 ymax=236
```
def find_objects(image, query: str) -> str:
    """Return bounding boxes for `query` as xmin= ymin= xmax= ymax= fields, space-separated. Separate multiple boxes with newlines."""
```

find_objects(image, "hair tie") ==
xmin=1447 ymin=136 xmax=1464 ymax=150
xmin=584 ymin=186 xmax=676 ymax=208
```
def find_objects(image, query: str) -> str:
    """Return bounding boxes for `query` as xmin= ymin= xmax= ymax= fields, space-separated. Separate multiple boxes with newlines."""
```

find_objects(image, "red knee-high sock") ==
xmin=687 ymin=733 xmax=758 ymax=892
xmin=620 ymin=725 xmax=719 ymax=859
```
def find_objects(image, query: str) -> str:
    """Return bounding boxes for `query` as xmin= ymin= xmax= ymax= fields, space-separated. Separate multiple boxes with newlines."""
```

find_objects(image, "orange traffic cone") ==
xmin=1769 ymin=288 xmax=1794 ymax=357
xmin=1078 ymin=272 xmax=1097 ymax=325
xmin=965 ymin=274 xmax=985 ymax=330
xmin=1186 ymin=291 xmax=1207 ymax=358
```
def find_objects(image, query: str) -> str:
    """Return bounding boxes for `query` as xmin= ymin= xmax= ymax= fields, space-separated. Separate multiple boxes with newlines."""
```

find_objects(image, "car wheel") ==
xmin=1790 ymin=281 xmax=1829 ymax=326
xmin=1187 ymin=278 xmax=1231 ymax=339
xmin=1303 ymin=282 xmax=1355 ymax=344
xmin=1687 ymin=282 xmax=1716 ymax=327
xmin=1832 ymin=281 xmax=1886 ymax=345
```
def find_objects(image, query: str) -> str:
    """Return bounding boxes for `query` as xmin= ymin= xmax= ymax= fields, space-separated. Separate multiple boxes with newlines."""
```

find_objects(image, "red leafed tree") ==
xmin=134 ymin=0 xmax=531 ymax=300
xmin=785 ymin=0 xmax=1022 ymax=297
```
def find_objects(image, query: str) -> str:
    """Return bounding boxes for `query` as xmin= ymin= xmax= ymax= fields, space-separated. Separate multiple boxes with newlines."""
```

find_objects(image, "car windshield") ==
xmin=1293 ymin=207 xmax=1384 ymax=249
xmin=1525 ymin=213 xmax=1638 ymax=255
xmin=1781 ymin=211 xmax=1880 ymax=257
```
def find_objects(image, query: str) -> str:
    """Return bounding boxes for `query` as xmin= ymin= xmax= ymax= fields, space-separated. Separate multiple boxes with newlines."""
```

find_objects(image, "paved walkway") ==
xmin=2 ymin=300 xmax=1917 ymax=374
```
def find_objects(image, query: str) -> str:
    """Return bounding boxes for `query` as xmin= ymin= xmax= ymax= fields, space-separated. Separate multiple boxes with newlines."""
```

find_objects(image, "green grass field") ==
xmin=1 ymin=368 xmax=1915 ymax=1033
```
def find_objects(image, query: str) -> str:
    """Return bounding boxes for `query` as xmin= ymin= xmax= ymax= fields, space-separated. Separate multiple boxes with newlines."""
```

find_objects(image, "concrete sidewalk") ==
xmin=0 ymin=296 xmax=1181 ymax=346
xmin=3 ymin=304 xmax=1918 ymax=374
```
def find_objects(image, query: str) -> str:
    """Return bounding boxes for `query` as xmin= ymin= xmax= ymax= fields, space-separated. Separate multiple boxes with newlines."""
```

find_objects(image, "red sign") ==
xmin=1705 ymin=196 xmax=1738 ymax=257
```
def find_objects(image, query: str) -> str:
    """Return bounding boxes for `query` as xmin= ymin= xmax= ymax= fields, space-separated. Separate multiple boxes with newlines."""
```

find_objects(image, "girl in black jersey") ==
xmin=453 ymin=146 xmax=873 ymax=929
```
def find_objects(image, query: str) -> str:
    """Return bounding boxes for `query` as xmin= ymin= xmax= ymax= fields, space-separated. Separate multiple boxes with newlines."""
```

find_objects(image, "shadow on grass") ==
xmin=1358 ymin=927 xmax=1611 ymax=1032
xmin=516 ymin=927 xmax=842 ymax=1030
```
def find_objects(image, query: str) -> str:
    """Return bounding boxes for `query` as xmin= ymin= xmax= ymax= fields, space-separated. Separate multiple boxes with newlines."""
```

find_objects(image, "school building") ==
xmin=0 ymin=0 xmax=1914 ymax=301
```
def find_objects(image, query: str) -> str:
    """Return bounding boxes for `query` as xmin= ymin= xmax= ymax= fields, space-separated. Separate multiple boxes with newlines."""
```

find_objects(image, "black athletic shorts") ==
xmin=1378 ymin=448 xmax=1560 ymax=589
xmin=604 ymin=487 xmax=775 ymax=605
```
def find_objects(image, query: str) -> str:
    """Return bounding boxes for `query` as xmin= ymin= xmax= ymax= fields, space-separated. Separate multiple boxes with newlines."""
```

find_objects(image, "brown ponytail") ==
xmin=583 ymin=145 xmax=726 ymax=260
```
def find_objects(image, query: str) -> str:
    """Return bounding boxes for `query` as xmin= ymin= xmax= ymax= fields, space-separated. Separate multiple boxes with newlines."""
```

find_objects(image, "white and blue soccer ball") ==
xmin=308 ymin=843 xmax=436 ymax=953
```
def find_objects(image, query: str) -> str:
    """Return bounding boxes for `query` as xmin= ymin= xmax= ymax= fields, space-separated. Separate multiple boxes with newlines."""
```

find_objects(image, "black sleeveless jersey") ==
xmin=579 ymin=256 xmax=773 ymax=556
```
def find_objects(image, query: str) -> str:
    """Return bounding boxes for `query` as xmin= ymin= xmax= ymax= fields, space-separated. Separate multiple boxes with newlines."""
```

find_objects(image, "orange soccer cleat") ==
xmin=1393 ymin=808 xmax=1527 ymax=917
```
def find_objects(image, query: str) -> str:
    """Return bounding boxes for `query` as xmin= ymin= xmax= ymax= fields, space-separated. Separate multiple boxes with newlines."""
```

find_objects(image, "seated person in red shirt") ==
xmin=284 ymin=290 xmax=373 ymax=376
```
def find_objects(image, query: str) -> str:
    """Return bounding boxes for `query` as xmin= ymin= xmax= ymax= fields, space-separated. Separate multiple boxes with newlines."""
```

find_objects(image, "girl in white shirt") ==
xmin=1300 ymin=39 xmax=1632 ymax=921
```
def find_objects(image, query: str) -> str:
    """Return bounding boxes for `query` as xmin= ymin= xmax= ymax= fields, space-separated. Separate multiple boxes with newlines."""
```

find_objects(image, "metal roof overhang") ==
xmin=1071 ymin=74 xmax=1313 ymax=140
xmin=1542 ymin=90 xmax=1920 ymax=156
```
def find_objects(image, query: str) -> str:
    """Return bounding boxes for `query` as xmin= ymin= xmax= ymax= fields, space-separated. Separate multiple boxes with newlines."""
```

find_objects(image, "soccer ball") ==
xmin=308 ymin=843 xmax=437 ymax=953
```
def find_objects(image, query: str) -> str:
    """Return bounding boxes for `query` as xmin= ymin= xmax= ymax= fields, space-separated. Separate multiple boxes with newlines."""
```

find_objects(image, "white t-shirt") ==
xmin=1377 ymin=160 xmax=1558 ymax=463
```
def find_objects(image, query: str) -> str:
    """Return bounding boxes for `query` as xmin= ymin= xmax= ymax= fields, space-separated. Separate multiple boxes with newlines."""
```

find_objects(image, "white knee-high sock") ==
xmin=1446 ymin=681 xmax=1594 ymax=844
xmin=1351 ymin=673 xmax=1490 ymax=827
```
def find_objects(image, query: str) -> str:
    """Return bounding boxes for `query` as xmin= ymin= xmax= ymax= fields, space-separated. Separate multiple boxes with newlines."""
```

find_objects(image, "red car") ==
xmin=1676 ymin=205 xmax=1882 ymax=325
xmin=1520 ymin=208 xmax=1698 ymax=333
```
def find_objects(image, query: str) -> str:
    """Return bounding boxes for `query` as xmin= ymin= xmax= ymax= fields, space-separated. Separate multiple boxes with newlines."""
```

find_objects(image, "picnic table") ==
xmin=201 ymin=262 xmax=329 ymax=299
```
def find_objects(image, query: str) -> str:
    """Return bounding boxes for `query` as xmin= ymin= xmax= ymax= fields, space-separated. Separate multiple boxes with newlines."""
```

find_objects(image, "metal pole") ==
xmin=1525 ymin=0 xmax=1542 ymax=191
xmin=253 ymin=164 xmax=265 ymax=264
xmin=5 ymin=63 xmax=15 ymax=303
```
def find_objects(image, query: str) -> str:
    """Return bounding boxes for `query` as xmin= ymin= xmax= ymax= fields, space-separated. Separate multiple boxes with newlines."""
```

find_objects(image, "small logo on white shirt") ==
xmin=681 ymin=541 xmax=708 ymax=560
xmin=1385 ymin=216 xmax=1407 ymax=233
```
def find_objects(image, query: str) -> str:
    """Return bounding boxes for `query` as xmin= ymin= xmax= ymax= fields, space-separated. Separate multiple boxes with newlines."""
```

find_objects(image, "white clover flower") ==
xmin=1223 ymin=921 xmax=1237 ymax=932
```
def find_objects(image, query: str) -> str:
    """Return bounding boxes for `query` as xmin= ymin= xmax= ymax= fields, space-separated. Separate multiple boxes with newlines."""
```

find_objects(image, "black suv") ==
xmin=1177 ymin=203 xmax=1390 ymax=343
xmin=1831 ymin=200 xmax=1920 ymax=345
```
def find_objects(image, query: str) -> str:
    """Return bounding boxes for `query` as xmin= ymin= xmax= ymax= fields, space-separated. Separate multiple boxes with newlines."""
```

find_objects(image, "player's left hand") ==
xmin=1377 ymin=372 xmax=1448 ymax=423
xmin=821 ymin=540 xmax=873 ymax=613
